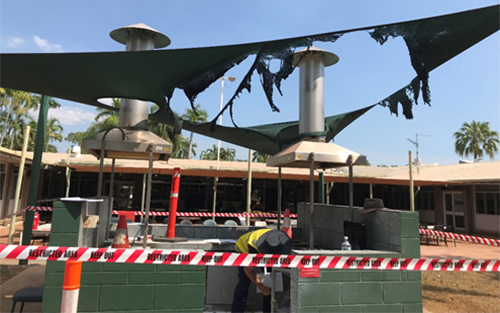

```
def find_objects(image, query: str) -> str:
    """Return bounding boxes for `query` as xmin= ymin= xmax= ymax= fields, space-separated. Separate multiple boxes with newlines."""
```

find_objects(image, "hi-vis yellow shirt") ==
xmin=234 ymin=229 xmax=272 ymax=254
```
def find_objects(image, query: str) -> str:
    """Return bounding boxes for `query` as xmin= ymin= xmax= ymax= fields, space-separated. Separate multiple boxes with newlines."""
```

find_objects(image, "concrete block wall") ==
xmin=297 ymin=203 xmax=420 ymax=256
xmin=42 ymin=261 xmax=205 ymax=313
xmin=294 ymin=203 xmax=422 ymax=312
xmin=290 ymin=269 xmax=422 ymax=313
xmin=42 ymin=201 xmax=205 ymax=313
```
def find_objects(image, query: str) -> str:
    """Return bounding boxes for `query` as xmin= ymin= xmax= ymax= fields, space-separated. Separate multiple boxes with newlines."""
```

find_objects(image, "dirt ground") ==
xmin=421 ymin=239 xmax=500 ymax=313
xmin=422 ymin=271 xmax=500 ymax=313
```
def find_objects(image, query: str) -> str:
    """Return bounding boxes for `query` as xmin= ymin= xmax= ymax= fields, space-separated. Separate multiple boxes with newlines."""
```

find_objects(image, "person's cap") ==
xmin=357 ymin=198 xmax=390 ymax=215
xmin=256 ymin=230 xmax=292 ymax=254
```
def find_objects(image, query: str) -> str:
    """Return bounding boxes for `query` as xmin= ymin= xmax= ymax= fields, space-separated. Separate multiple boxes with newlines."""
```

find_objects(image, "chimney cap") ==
xmin=293 ymin=46 xmax=339 ymax=67
xmin=110 ymin=23 xmax=171 ymax=48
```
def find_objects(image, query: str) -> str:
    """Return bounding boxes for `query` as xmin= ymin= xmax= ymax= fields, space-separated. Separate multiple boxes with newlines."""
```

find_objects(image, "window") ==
xmin=475 ymin=191 xmax=499 ymax=215
xmin=416 ymin=189 xmax=434 ymax=211
xmin=476 ymin=193 xmax=485 ymax=214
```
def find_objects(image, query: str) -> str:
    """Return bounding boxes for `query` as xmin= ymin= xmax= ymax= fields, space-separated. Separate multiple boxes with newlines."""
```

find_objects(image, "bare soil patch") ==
xmin=423 ymin=271 xmax=500 ymax=313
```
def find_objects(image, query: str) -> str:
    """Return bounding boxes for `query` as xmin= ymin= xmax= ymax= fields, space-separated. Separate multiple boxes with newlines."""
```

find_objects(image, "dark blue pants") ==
xmin=231 ymin=267 xmax=271 ymax=313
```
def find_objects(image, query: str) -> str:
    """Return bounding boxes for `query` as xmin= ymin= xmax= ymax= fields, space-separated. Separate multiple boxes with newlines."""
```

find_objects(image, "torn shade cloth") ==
xmin=0 ymin=5 xmax=498 ymax=152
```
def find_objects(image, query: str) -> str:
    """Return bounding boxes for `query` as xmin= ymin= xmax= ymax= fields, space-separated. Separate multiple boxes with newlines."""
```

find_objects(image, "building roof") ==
xmin=32 ymin=152 xmax=500 ymax=187
xmin=0 ymin=147 xmax=34 ymax=165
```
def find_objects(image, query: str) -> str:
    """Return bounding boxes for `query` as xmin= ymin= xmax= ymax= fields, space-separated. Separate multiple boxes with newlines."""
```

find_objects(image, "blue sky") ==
xmin=1 ymin=1 xmax=499 ymax=166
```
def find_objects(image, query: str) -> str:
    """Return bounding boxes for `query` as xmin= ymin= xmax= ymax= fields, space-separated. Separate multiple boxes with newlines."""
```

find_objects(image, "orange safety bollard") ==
xmin=61 ymin=260 xmax=82 ymax=313
xmin=166 ymin=167 xmax=181 ymax=238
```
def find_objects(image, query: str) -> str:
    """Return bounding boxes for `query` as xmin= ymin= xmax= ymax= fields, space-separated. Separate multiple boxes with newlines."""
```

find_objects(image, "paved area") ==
xmin=0 ymin=222 xmax=499 ymax=312
xmin=1 ymin=265 xmax=45 ymax=313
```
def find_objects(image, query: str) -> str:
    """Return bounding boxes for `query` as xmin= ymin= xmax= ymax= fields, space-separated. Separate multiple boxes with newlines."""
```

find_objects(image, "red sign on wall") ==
xmin=300 ymin=268 xmax=320 ymax=278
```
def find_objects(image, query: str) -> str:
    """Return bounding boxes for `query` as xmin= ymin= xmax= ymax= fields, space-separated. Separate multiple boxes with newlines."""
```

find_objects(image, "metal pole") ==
xmin=319 ymin=171 xmax=324 ymax=204
xmin=20 ymin=95 xmax=48 ymax=259
xmin=8 ymin=125 xmax=30 ymax=245
xmin=217 ymin=78 xmax=225 ymax=168
xmin=108 ymin=158 xmax=115 ymax=216
xmin=277 ymin=167 xmax=282 ymax=230
xmin=309 ymin=153 xmax=314 ymax=249
xmin=212 ymin=77 xmax=226 ymax=220
xmin=212 ymin=177 xmax=218 ymax=221
xmin=65 ymin=148 xmax=71 ymax=197
xmin=349 ymin=155 xmax=354 ymax=221
xmin=97 ymin=141 xmax=105 ymax=197
xmin=141 ymin=173 xmax=146 ymax=212
xmin=246 ymin=149 xmax=252 ymax=226
xmin=409 ymin=151 xmax=415 ymax=212
xmin=143 ymin=150 xmax=153 ymax=248
xmin=369 ymin=184 xmax=373 ymax=199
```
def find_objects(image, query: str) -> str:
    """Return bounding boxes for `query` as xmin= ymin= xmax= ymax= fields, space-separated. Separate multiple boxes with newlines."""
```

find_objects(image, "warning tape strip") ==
xmin=0 ymin=244 xmax=498 ymax=271
xmin=3 ymin=206 xmax=53 ymax=220
xmin=14 ymin=207 xmax=500 ymax=246
xmin=113 ymin=211 xmax=298 ymax=218
xmin=419 ymin=229 xmax=500 ymax=247
xmin=21 ymin=206 xmax=298 ymax=218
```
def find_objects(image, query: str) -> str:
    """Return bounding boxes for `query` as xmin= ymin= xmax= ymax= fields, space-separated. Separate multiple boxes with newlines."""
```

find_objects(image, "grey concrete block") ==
xmin=194 ymin=226 xmax=218 ymax=239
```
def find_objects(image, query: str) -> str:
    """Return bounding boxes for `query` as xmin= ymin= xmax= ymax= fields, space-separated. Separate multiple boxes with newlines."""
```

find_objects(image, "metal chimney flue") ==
xmin=293 ymin=47 xmax=339 ymax=141
xmin=110 ymin=23 xmax=171 ymax=130
xmin=82 ymin=23 xmax=173 ymax=161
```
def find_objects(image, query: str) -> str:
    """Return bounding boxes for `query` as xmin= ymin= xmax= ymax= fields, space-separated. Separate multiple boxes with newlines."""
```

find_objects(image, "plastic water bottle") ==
xmin=341 ymin=236 xmax=351 ymax=250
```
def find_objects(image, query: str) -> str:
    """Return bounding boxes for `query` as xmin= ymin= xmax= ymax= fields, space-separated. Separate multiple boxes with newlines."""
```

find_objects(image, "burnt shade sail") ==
xmin=0 ymin=5 xmax=498 ymax=154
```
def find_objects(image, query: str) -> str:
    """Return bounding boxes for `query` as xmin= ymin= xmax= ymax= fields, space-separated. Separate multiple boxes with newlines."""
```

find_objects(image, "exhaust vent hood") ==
xmin=266 ymin=140 xmax=366 ymax=169
xmin=82 ymin=128 xmax=172 ymax=161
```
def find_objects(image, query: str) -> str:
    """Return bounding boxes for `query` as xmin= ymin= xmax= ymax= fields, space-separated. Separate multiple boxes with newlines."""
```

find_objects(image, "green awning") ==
xmin=1 ymin=5 xmax=498 ymax=154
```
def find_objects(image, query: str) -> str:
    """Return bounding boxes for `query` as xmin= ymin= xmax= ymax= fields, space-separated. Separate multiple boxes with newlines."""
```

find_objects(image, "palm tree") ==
xmin=45 ymin=118 xmax=64 ymax=152
xmin=173 ymin=137 xmax=196 ymax=159
xmin=220 ymin=146 xmax=236 ymax=161
xmin=94 ymin=98 xmax=120 ymax=121
xmin=180 ymin=104 xmax=209 ymax=159
xmin=200 ymin=144 xmax=218 ymax=160
xmin=200 ymin=144 xmax=235 ymax=161
xmin=0 ymin=90 xmax=61 ymax=148
xmin=0 ymin=89 xmax=33 ymax=146
xmin=454 ymin=121 xmax=499 ymax=161
xmin=252 ymin=151 xmax=269 ymax=163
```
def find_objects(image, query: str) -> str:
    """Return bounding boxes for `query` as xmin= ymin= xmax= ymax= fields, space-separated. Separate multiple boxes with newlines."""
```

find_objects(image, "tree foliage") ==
xmin=252 ymin=150 xmax=269 ymax=163
xmin=180 ymin=104 xmax=208 ymax=159
xmin=0 ymin=89 xmax=61 ymax=151
xmin=200 ymin=144 xmax=236 ymax=161
xmin=454 ymin=121 xmax=499 ymax=161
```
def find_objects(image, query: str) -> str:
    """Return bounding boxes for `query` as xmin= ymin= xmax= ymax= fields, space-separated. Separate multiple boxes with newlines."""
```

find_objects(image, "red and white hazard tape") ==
xmin=21 ymin=207 xmax=298 ymax=218
xmin=1 ymin=244 xmax=499 ymax=272
xmin=419 ymin=229 xmax=500 ymax=247
xmin=16 ymin=207 xmax=500 ymax=247
xmin=26 ymin=206 xmax=54 ymax=212
xmin=3 ymin=206 xmax=53 ymax=220
xmin=113 ymin=211 xmax=298 ymax=218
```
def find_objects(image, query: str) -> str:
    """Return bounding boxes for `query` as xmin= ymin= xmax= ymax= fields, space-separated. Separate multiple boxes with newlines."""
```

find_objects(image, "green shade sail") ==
xmin=0 ymin=5 xmax=498 ymax=154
